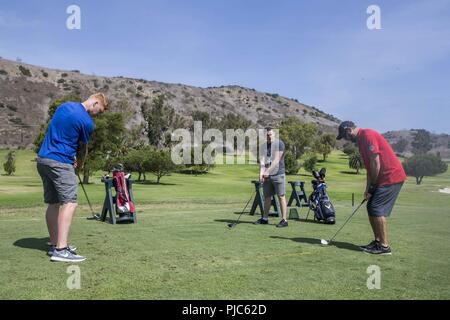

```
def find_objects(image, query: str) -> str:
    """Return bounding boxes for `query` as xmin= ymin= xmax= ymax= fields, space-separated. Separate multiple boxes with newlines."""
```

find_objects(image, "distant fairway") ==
xmin=0 ymin=150 xmax=449 ymax=299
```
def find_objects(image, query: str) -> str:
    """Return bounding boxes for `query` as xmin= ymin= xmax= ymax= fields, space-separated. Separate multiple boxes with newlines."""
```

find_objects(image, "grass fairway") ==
xmin=0 ymin=150 xmax=449 ymax=299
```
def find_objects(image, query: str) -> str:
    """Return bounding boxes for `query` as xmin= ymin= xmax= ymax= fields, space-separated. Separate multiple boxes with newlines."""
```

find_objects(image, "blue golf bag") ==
xmin=308 ymin=168 xmax=336 ymax=224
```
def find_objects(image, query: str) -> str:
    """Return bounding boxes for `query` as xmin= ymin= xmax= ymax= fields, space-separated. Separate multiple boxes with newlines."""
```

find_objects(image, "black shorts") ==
xmin=367 ymin=182 xmax=403 ymax=217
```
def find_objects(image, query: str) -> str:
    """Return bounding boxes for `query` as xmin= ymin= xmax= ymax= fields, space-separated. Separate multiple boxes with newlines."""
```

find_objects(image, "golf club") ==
xmin=320 ymin=199 xmax=367 ymax=246
xmin=77 ymin=173 xmax=99 ymax=220
xmin=227 ymin=193 xmax=254 ymax=229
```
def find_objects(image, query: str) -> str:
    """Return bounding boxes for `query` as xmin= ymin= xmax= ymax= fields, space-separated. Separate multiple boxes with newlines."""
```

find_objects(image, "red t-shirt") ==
xmin=357 ymin=128 xmax=407 ymax=186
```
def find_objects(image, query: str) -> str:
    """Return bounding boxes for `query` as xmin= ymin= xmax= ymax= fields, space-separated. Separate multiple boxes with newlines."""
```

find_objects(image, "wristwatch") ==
xmin=368 ymin=184 xmax=377 ymax=194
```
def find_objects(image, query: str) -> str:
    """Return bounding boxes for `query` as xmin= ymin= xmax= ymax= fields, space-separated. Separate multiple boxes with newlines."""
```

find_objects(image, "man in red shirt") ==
xmin=337 ymin=121 xmax=406 ymax=255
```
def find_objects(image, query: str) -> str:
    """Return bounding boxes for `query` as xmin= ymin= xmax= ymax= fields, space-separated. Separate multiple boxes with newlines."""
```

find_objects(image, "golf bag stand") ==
xmin=249 ymin=180 xmax=280 ymax=217
xmin=287 ymin=181 xmax=309 ymax=218
xmin=100 ymin=168 xmax=136 ymax=224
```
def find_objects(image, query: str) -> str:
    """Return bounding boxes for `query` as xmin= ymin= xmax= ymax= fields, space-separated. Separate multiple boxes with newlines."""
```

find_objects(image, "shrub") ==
xmin=6 ymin=105 xmax=17 ymax=112
xmin=343 ymin=143 xmax=358 ymax=155
xmin=303 ymin=152 xmax=318 ymax=173
xmin=3 ymin=150 xmax=16 ymax=175
xmin=285 ymin=151 xmax=301 ymax=175
xmin=0 ymin=69 xmax=8 ymax=75
xmin=61 ymin=73 xmax=68 ymax=77
xmin=18 ymin=66 xmax=32 ymax=77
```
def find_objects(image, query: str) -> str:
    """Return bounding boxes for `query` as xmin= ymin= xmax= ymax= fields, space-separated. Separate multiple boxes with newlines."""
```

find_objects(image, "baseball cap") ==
xmin=336 ymin=121 xmax=356 ymax=140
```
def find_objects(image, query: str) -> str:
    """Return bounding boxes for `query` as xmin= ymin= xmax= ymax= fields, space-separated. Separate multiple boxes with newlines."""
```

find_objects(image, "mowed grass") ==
xmin=0 ymin=150 xmax=449 ymax=299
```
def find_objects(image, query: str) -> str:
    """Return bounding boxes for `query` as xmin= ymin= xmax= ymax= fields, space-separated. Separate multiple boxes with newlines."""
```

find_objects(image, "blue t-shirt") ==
xmin=38 ymin=102 xmax=94 ymax=164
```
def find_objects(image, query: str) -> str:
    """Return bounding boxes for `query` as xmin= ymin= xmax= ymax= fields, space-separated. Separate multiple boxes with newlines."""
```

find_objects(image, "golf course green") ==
xmin=0 ymin=149 xmax=449 ymax=299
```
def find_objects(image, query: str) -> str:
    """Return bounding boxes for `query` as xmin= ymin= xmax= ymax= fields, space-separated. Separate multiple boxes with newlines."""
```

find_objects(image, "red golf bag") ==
xmin=112 ymin=165 xmax=135 ymax=216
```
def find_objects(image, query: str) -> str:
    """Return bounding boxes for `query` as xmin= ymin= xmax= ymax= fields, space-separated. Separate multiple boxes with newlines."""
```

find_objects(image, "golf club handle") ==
xmin=329 ymin=199 xmax=367 ymax=242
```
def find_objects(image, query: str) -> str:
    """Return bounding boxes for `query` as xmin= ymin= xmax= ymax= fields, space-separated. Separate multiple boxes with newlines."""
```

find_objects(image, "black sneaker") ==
xmin=363 ymin=243 xmax=392 ymax=255
xmin=276 ymin=219 xmax=288 ymax=228
xmin=253 ymin=218 xmax=269 ymax=225
xmin=359 ymin=240 xmax=379 ymax=251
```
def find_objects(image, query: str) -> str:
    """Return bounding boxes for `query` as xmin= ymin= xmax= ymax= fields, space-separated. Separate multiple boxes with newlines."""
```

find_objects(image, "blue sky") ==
xmin=1 ymin=0 xmax=449 ymax=133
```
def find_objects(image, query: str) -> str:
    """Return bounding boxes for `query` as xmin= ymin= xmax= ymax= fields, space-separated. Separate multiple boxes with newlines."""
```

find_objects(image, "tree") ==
xmin=284 ymin=151 xmax=301 ymax=175
xmin=3 ymin=150 xmax=16 ymax=175
xmin=279 ymin=117 xmax=317 ymax=160
xmin=146 ymin=149 xmax=177 ymax=184
xmin=123 ymin=148 xmax=151 ymax=181
xmin=411 ymin=129 xmax=432 ymax=155
xmin=191 ymin=111 xmax=213 ymax=130
xmin=302 ymin=152 xmax=318 ymax=173
xmin=348 ymin=151 xmax=363 ymax=174
xmin=314 ymin=133 xmax=336 ymax=161
xmin=392 ymin=138 xmax=409 ymax=154
xmin=403 ymin=154 xmax=448 ymax=185
xmin=141 ymin=95 xmax=178 ymax=148
xmin=343 ymin=142 xmax=358 ymax=156
xmin=217 ymin=113 xmax=252 ymax=132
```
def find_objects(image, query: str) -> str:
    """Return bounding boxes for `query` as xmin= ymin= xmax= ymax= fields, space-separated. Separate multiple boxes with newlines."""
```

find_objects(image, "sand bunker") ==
xmin=438 ymin=188 xmax=450 ymax=194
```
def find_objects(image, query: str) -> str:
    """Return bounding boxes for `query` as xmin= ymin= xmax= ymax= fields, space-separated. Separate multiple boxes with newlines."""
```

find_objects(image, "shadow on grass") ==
xmin=214 ymin=219 xmax=256 ymax=225
xmin=339 ymin=171 xmax=359 ymax=175
xmin=297 ymin=218 xmax=323 ymax=225
xmin=13 ymin=237 xmax=49 ymax=252
xmin=134 ymin=181 xmax=176 ymax=186
xmin=270 ymin=236 xmax=361 ymax=252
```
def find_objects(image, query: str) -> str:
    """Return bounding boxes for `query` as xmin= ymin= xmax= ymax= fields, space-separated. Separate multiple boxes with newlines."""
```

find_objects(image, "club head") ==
xmin=227 ymin=223 xmax=236 ymax=229
xmin=320 ymin=239 xmax=330 ymax=246
xmin=312 ymin=170 xmax=320 ymax=180
xmin=87 ymin=214 xmax=101 ymax=221
xmin=319 ymin=168 xmax=326 ymax=179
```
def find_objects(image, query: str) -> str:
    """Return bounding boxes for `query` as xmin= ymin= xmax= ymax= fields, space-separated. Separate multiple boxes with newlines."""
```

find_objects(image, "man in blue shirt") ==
xmin=37 ymin=93 xmax=108 ymax=262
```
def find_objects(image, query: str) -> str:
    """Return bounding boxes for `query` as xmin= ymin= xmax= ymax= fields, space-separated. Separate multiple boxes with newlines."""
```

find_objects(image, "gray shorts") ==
xmin=37 ymin=157 xmax=78 ymax=205
xmin=367 ymin=183 xmax=403 ymax=217
xmin=263 ymin=174 xmax=286 ymax=197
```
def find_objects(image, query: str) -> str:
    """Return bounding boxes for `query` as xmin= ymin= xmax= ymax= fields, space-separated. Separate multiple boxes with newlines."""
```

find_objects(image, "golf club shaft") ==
xmin=77 ymin=173 xmax=95 ymax=215
xmin=233 ymin=193 xmax=254 ymax=225
xmin=329 ymin=199 xmax=367 ymax=243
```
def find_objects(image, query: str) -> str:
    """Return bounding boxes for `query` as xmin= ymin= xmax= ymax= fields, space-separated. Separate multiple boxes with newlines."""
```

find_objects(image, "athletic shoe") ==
xmin=47 ymin=245 xmax=77 ymax=256
xmin=363 ymin=243 xmax=392 ymax=255
xmin=276 ymin=219 xmax=288 ymax=228
xmin=253 ymin=218 xmax=269 ymax=225
xmin=50 ymin=249 xmax=86 ymax=262
xmin=359 ymin=240 xmax=379 ymax=251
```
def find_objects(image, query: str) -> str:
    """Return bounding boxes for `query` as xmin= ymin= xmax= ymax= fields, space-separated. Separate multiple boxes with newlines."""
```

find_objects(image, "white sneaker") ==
xmin=47 ymin=245 xmax=77 ymax=256
xmin=50 ymin=249 xmax=86 ymax=262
